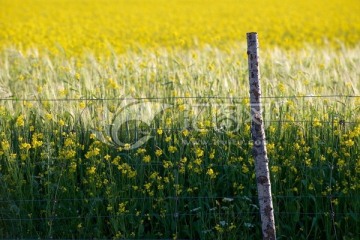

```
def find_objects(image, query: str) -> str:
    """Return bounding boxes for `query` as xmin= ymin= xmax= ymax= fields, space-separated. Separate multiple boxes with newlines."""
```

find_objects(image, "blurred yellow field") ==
xmin=1 ymin=0 xmax=360 ymax=239
xmin=1 ymin=0 xmax=359 ymax=56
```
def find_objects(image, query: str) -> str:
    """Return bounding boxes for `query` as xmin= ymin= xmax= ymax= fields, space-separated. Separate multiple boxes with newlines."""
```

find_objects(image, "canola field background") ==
xmin=1 ymin=0 xmax=360 ymax=55
xmin=0 ymin=0 xmax=360 ymax=239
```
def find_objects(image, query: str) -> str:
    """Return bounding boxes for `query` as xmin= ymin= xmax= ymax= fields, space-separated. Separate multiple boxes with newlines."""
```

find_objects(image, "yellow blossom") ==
xmin=85 ymin=147 xmax=100 ymax=159
xmin=194 ymin=158 xmax=202 ymax=166
xmin=312 ymin=118 xmax=322 ymax=127
xmin=268 ymin=125 xmax=276 ymax=134
xmin=278 ymin=83 xmax=286 ymax=93
xmin=209 ymin=150 xmax=215 ymax=159
xmin=157 ymin=128 xmax=163 ymax=135
xmin=166 ymin=118 xmax=172 ymax=126
xmin=87 ymin=166 xmax=96 ymax=175
xmin=1 ymin=140 xmax=10 ymax=151
xmin=69 ymin=162 xmax=77 ymax=173
xmin=75 ymin=72 xmax=81 ymax=80
xmin=143 ymin=155 xmax=151 ymax=163
xmin=206 ymin=168 xmax=216 ymax=179
xmin=16 ymin=115 xmax=25 ymax=127
xmin=20 ymin=142 xmax=31 ymax=151
xmin=242 ymin=164 xmax=249 ymax=173
xmin=79 ymin=101 xmax=86 ymax=109
xmin=271 ymin=165 xmax=280 ymax=173
xmin=182 ymin=129 xmax=189 ymax=137
xmin=163 ymin=160 xmax=173 ymax=169
xmin=45 ymin=113 xmax=53 ymax=121
xmin=267 ymin=143 xmax=275 ymax=153
xmin=195 ymin=148 xmax=204 ymax=158
xmin=155 ymin=149 xmax=163 ymax=157
xmin=118 ymin=202 xmax=128 ymax=213
xmin=107 ymin=78 xmax=119 ymax=89
xmin=168 ymin=146 xmax=177 ymax=153
xmin=124 ymin=143 xmax=131 ymax=150
xmin=344 ymin=139 xmax=354 ymax=147
xmin=137 ymin=148 xmax=146 ymax=154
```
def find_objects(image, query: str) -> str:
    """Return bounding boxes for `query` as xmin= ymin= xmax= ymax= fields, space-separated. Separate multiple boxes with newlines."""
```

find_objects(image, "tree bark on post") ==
xmin=246 ymin=32 xmax=276 ymax=240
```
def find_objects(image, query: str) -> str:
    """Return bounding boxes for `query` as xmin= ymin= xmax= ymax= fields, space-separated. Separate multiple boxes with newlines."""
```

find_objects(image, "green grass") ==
xmin=0 ymin=45 xmax=359 ymax=239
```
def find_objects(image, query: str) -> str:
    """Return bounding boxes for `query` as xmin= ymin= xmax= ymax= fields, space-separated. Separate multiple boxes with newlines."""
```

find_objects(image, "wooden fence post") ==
xmin=246 ymin=32 xmax=276 ymax=240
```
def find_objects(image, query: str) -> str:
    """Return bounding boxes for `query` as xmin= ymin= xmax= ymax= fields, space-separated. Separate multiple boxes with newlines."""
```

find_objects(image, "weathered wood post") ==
xmin=246 ymin=32 xmax=276 ymax=240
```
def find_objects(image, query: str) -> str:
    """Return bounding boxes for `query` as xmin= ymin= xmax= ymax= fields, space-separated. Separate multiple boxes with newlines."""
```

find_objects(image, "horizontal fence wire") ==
xmin=9 ymin=158 xmax=357 ymax=170
xmin=1 ymin=212 xmax=359 ymax=222
xmin=9 ymin=119 xmax=359 ymax=137
xmin=0 ymin=95 xmax=358 ymax=126
xmin=1 ymin=195 xmax=359 ymax=204
xmin=0 ymin=94 xmax=360 ymax=102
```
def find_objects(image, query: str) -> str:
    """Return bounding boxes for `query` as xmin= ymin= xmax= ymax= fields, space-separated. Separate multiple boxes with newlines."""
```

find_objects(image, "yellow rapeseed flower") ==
xmin=85 ymin=147 xmax=100 ymax=159
xmin=16 ymin=115 xmax=25 ymax=127
xmin=87 ymin=166 xmax=96 ymax=175
xmin=157 ymin=128 xmax=163 ymax=135
xmin=155 ymin=149 xmax=163 ymax=157
xmin=168 ymin=146 xmax=177 ymax=153
xmin=124 ymin=143 xmax=131 ymax=150
xmin=143 ymin=155 xmax=151 ymax=163
xmin=182 ymin=129 xmax=189 ymax=137
xmin=195 ymin=147 xmax=204 ymax=158
xmin=312 ymin=118 xmax=322 ymax=127
xmin=20 ymin=142 xmax=31 ymax=151
xmin=45 ymin=113 xmax=53 ymax=121
xmin=206 ymin=168 xmax=216 ymax=179
xmin=1 ymin=140 xmax=10 ymax=151
xmin=271 ymin=165 xmax=280 ymax=173
xmin=79 ymin=101 xmax=86 ymax=109
xmin=344 ymin=139 xmax=354 ymax=147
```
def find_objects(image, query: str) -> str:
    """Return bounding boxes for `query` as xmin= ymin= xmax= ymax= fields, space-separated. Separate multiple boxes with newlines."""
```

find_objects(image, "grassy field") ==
xmin=0 ymin=0 xmax=360 ymax=239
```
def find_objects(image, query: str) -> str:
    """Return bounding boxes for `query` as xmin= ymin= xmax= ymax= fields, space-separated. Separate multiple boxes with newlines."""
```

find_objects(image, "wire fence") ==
xmin=1 ymin=94 xmax=359 ymax=101
xmin=1 ymin=194 xmax=359 ymax=204
xmin=0 ymin=94 xmax=359 ymax=238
